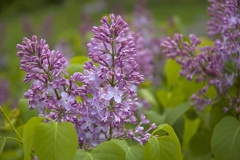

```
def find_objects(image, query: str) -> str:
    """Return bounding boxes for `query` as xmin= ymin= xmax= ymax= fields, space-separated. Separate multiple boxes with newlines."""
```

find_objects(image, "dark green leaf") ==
xmin=189 ymin=130 xmax=211 ymax=156
xmin=211 ymin=116 xmax=240 ymax=160
xmin=209 ymin=101 xmax=232 ymax=131
xmin=0 ymin=137 xmax=6 ymax=154
xmin=33 ymin=122 xmax=78 ymax=160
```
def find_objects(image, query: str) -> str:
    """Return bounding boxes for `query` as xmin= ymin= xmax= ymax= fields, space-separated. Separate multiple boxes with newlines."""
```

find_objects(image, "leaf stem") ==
xmin=0 ymin=106 xmax=22 ymax=141
xmin=4 ymin=136 xmax=23 ymax=144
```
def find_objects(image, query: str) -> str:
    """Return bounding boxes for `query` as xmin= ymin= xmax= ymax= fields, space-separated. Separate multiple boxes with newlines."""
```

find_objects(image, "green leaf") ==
xmin=157 ymin=124 xmax=182 ymax=160
xmin=211 ymin=116 xmax=240 ymax=160
xmin=23 ymin=117 xmax=43 ymax=160
xmin=145 ymin=110 xmax=166 ymax=125
xmin=16 ymin=125 xmax=24 ymax=140
xmin=0 ymin=137 xmax=6 ymax=154
xmin=138 ymin=89 xmax=158 ymax=108
xmin=66 ymin=64 xmax=84 ymax=76
xmin=209 ymin=101 xmax=232 ymax=131
xmin=111 ymin=139 xmax=144 ymax=160
xmin=144 ymin=136 xmax=176 ymax=160
xmin=189 ymin=130 xmax=211 ymax=156
xmin=182 ymin=117 xmax=200 ymax=149
xmin=19 ymin=98 xmax=38 ymax=123
xmin=165 ymin=101 xmax=191 ymax=125
xmin=164 ymin=59 xmax=181 ymax=89
xmin=33 ymin=122 xmax=78 ymax=160
xmin=74 ymin=141 xmax=126 ymax=160
xmin=70 ymin=56 xmax=88 ymax=64
xmin=157 ymin=89 xmax=169 ymax=108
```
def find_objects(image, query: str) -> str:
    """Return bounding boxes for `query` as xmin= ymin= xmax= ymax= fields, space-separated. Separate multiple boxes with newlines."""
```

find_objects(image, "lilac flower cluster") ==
xmin=161 ymin=0 xmax=240 ymax=113
xmin=17 ymin=14 xmax=156 ymax=149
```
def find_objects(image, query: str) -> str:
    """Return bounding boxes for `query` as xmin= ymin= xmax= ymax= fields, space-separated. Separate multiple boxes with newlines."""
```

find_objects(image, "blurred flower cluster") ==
xmin=16 ymin=14 xmax=156 ymax=149
xmin=161 ymin=0 xmax=240 ymax=114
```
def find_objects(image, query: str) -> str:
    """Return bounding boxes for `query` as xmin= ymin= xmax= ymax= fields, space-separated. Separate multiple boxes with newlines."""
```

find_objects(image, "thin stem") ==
xmin=5 ymin=137 xmax=23 ymax=144
xmin=0 ymin=106 xmax=22 ymax=141
xmin=108 ymin=125 xmax=113 ymax=141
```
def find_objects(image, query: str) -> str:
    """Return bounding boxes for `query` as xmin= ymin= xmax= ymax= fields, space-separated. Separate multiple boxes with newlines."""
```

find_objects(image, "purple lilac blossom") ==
xmin=161 ymin=0 xmax=240 ymax=113
xmin=75 ymin=14 xmax=155 ymax=148
xmin=17 ymin=14 xmax=156 ymax=149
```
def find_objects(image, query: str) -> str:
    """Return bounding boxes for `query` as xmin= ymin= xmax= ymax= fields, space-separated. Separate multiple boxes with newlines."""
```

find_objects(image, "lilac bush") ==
xmin=161 ymin=0 xmax=240 ymax=114
xmin=16 ymin=13 xmax=156 ymax=149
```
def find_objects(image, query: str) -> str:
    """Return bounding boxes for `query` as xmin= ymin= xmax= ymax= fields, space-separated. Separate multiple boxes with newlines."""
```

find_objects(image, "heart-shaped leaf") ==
xmin=33 ymin=122 xmax=78 ymax=160
xmin=211 ymin=116 xmax=240 ymax=160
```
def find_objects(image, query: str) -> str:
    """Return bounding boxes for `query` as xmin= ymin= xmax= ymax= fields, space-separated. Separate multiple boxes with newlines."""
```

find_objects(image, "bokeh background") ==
xmin=0 ymin=0 xmax=210 ymax=159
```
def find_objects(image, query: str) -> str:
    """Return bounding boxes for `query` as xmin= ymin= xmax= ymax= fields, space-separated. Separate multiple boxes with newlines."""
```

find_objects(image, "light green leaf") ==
xmin=19 ymin=98 xmax=38 ymax=123
xmin=66 ymin=64 xmax=84 ymax=76
xmin=0 ymin=137 xmax=6 ymax=154
xmin=138 ymin=89 xmax=158 ymax=108
xmin=157 ymin=89 xmax=169 ymax=108
xmin=164 ymin=59 xmax=181 ymax=89
xmin=144 ymin=136 xmax=176 ymax=160
xmin=111 ymin=139 xmax=144 ymax=160
xmin=145 ymin=110 xmax=166 ymax=125
xmin=33 ymin=122 xmax=78 ymax=160
xmin=165 ymin=101 xmax=191 ymax=125
xmin=74 ymin=141 xmax=126 ymax=160
xmin=23 ymin=117 xmax=43 ymax=160
xmin=157 ymin=124 xmax=182 ymax=160
xmin=211 ymin=116 xmax=240 ymax=160
xmin=182 ymin=116 xmax=200 ymax=149
xmin=16 ymin=125 xmax=24 ymax=140
xmin=70 ymin=56 xmax=88 ymax=64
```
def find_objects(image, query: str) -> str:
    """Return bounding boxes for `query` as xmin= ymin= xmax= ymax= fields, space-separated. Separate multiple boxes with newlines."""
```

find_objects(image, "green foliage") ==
xmin=22 ymin=117 xmax=43 ymax=160
xmin=18 ymin=98 xmax=38 ymax=123
xmin=165 ymin=101 xmax=191 ymax=125
xmin=144 ymin=136 xmax=176 ymax=160
xmin=211 ymin=116 xmax=240 ymax=160
xmin=189 ymin=130 xmax=211 ymax=156
xmin=0 ymin=137 xmax=6 ymax=154
xmin=74 ymin=141 xmax=126 ymax=160
xmin=164 ymin=59 xmax=181 ymax=89
xmin=111 ymin=139 xmax=144 ymax=160
xmin=33 ymin=121 xmax=78 ymax=160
